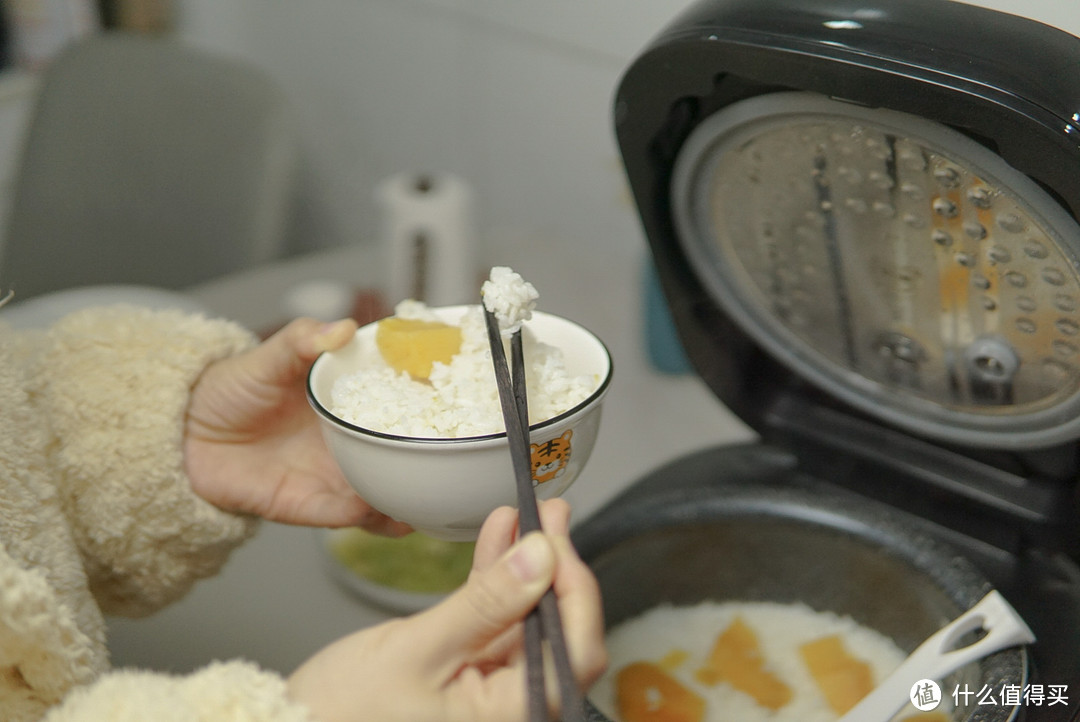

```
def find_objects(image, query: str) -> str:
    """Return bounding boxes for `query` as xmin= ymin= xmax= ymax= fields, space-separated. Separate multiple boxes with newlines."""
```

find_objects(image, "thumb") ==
xmin=416 ymin=532 xmax=555 ymax=673
xmin=245 ymin=317 xmax=357 ymax=386
xmin=309 ymin=317 xmax=358 ymax=354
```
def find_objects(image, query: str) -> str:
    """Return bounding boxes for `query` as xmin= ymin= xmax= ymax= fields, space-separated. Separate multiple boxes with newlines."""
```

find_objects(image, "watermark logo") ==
xmin=953 ymin=683 xmax=1069 ymax=708
xmin=911 ymin=680 xmax=942 ymax=711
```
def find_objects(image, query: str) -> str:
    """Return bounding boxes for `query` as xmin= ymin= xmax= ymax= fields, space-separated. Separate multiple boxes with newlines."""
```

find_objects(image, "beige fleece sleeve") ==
xmin=27 ymin=305 xmax=261 ymax=618
xmin=43 ymin=660 xmax=313 ymax=722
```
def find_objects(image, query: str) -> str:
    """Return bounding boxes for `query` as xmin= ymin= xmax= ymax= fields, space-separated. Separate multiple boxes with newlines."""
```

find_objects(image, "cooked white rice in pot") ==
xmin=589 ymin=600 xmax=949 ymax=722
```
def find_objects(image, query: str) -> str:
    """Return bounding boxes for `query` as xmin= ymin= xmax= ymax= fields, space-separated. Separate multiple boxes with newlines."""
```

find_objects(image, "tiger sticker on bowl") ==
xmin=532 ymin=430 xmax=572 ymax=486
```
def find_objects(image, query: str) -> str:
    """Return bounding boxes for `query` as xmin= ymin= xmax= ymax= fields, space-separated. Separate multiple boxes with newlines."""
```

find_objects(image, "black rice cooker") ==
xmin=572 ymin=1 xmax=1080 ymax=720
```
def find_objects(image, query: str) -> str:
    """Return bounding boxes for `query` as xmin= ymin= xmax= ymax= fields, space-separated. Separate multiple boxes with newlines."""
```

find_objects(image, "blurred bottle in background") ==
xmin=379 ymin=172 xmax=478 ymax=309
xmin=643 ymin=257 xmax=691 ymax=375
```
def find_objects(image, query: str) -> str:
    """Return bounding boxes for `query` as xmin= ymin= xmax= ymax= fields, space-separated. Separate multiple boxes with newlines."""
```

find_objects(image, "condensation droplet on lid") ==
xmin=1043 ymin=358 xmax=1075 ymax=384
xmin=967 ymin=187 xmax=992 ymax=208
xmin=903 ymin=212 xmax=926 ymax=228
xmin=933 ymin=197 xmax=959 ymax=218
xmin=987 ymin=246 xmax=1011 ymax=264
xmin=874 ymin=333 xmax=924 ymax=363
xmin=899 ymin=150 xmax=926 ymax=172
xmin=998 ymin=213 xmax=1026 ymax=233
xmin=872 ymin=201 xmax=896 ymax=217
xmin=932 ymin=229 xmax=954 ymax=247
xmin=900 ymin=182 xmax=925 ymax=200
xmin=869 ymin=171 xmax=894 ymax=189
xmin=874 ymin=148 xmax=893 ymax=162
xmin=1056 ymin=318 xmax=1080 ymax=336
xmin=955 ymin=252 xmax=975 ymax=267
xmin=1025 ymin=241 xmax=1049 ymax=259
xmin=1042 ymin=268 xmax=1067 ymax=286
xmin=896 ymin=267 xmax=920 ymax=290
xmin=1004 ymin=271 xmax=1028 ymax=288
xmin=1055 ymin=294 xmax=1078 ymax=312
xmin=934 ymin=166 xmax=962 ymax=188
xmin=1016 ymin=296 xmax=1037 ymax=313
xmin=845 ymin=198 xmax=869 ymax=214
xmin=964 ymin=223 xmax=988 ymax=241
xmin=971 ymin=274 xmax=991 ymax=290
xmin=1016 ymin=317 xmax=1037 ymax=333
xmin=820 ymin=200 xmax=834 ymax=212
xmin=1053 ymin=340 xmax=1078 ymax=358
xmin=982 ymin=297 xmax=997 ymax=311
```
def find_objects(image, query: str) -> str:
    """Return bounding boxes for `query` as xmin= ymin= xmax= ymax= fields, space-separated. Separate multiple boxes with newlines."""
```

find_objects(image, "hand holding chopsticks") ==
xmin=484 ymin=308 xmax=587 ymax=722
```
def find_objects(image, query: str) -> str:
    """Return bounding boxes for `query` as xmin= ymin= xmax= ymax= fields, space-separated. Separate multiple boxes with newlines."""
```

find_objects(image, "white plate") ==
xmin=317 ymin=529 xmax=461 ymax=616
xmin=2 ymin=284 xmax=209 ymax=328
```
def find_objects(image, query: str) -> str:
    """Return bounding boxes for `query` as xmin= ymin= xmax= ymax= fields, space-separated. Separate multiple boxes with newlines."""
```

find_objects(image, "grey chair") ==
xmin=0 ymin=32 xmax=296 ymax=301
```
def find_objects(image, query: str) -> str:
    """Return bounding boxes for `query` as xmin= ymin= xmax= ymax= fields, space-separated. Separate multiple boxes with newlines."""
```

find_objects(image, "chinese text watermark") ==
xmin=909 ymin=681 xmax=1069 ymax=712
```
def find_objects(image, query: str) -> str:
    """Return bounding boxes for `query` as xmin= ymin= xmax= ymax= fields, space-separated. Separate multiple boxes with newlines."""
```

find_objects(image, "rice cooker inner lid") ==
xmin=671 ymin=90 xmax=1080 ymax=450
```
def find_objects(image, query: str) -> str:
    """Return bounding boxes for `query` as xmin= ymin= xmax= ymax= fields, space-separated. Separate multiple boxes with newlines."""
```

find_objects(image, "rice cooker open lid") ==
xmin=615 ymin=0 xmax=1080 ymax=465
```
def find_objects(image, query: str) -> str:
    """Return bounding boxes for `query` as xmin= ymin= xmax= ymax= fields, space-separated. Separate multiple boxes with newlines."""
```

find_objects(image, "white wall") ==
xmin=167 ymin=0 xmax=1080 ymax=263
xmin=3 ymin=0 xmax=1079 ymax=266
xmin=172 ymin=0 xmax=698 ymax=263
xmin=957 ymin=0 xmax=1080 ymax=35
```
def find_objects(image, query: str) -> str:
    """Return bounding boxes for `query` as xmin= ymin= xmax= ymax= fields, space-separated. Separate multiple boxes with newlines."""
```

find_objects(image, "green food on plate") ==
xmin=329 ymin=528 xmax=475 ymax=594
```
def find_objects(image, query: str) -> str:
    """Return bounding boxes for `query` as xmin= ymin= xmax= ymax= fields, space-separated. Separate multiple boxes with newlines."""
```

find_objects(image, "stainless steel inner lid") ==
xmin=672 ymin=92 xmax=1080 ymax=449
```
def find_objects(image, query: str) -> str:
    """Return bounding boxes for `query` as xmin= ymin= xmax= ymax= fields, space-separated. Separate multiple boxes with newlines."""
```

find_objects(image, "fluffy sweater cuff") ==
xmin=30 ymin=306 xmax=259 ymax=617
xmin=43 ymin=660 xmax=313 ymax=722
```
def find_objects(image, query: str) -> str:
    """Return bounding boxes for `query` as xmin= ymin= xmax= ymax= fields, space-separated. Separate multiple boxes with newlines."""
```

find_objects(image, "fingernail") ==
xmin=317 ymin=320 xmax=345 ymax=337
xmin=507 ymin=532 xmax=551 ymax=583
xmin=313 ymin=320 xmax=345 ymax=351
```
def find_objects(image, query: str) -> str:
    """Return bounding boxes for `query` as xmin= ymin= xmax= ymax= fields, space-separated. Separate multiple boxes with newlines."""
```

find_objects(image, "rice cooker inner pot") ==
xmin=572 ymin=446 xmax=1026 ymax=722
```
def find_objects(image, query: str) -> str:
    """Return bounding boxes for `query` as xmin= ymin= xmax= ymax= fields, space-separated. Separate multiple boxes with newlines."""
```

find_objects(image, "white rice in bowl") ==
xmin=329 ymin=300 xmax=596 ymax=438
xmin=590 ymin=600 xmax=949 ymax=722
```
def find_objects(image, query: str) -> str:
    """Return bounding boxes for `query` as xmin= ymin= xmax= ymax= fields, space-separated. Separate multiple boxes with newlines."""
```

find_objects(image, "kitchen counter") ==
xmin=105 ymin=232 xmax=756 ymax=675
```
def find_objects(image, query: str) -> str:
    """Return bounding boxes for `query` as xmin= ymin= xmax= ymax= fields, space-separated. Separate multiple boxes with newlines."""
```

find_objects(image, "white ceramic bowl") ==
xmin=307 ymin=306 xmax=613 ymax=541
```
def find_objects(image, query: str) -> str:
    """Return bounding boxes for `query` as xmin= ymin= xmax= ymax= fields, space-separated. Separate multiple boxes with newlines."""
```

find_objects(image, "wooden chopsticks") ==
xmin=484 ymin=308 xmax=585 ymax=722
